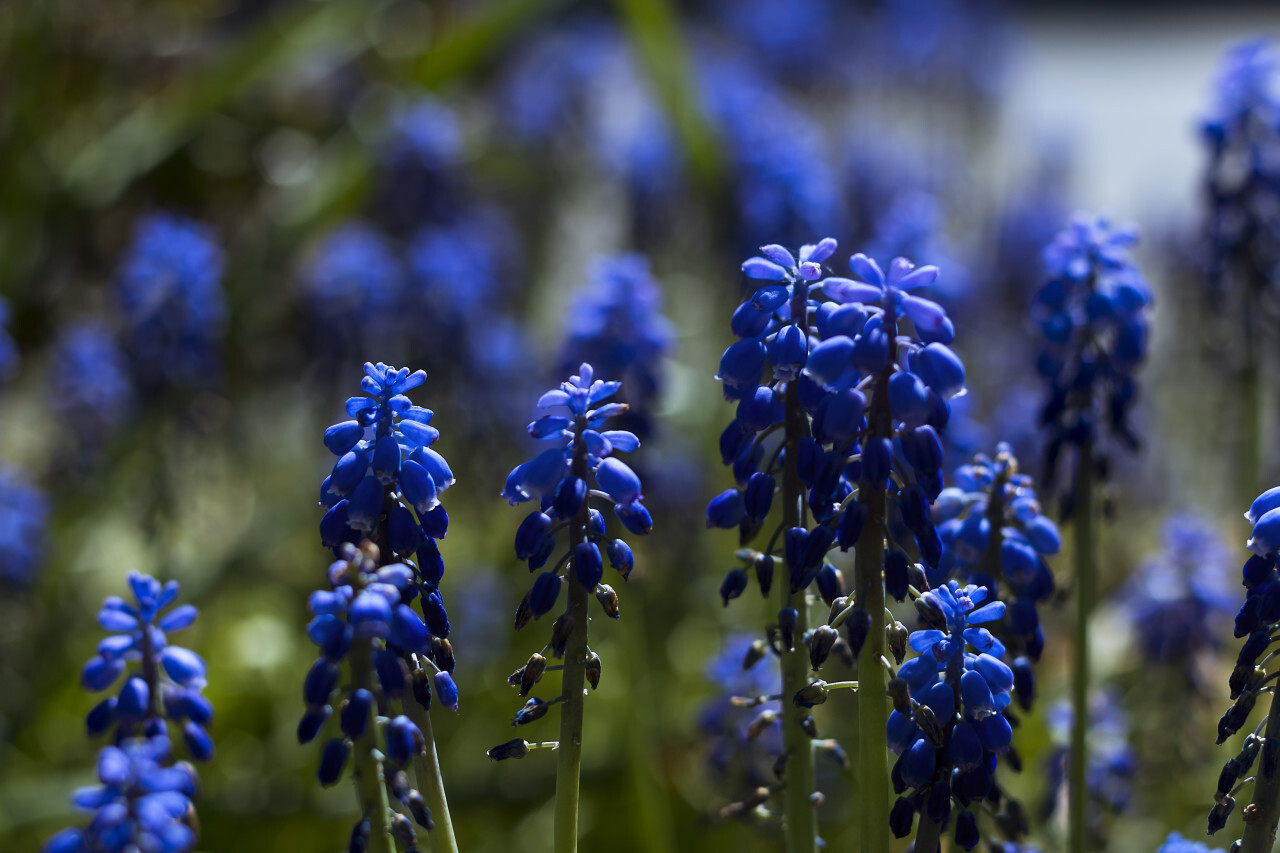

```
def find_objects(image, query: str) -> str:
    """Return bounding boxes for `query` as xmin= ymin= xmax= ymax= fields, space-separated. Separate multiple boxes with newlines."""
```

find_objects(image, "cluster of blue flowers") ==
xmin=0 ymin=466 xmax=49 ymax=584
xmin=491 ymin=363 xmax=649 ymax=756
xmin=1044 ymin=693 xmax=1136 ymax=844
xmin=885 ymin=581 xmax=1025 ymax=850
xmin=50 ymin=321 xmax=136 ymax=459
xmin=80 ymin=572 xmax=214 ymax=759
xmin=932 ymin=444 xmax=1058 ymax=700
xmin=1121 ymin=514 xmax=1235 ymax=673
xmin=558 ymin=255 xmax=673 ymax=440
xmin=47 ymin=573 xmax=209 ymax=853
xmin=117 ymin=213 xmax=227 ymax=388
xmin=309 ymin=363 xmax=461 ymax=849
xmin=1031 ymin=213 xmax=1152 ymax=506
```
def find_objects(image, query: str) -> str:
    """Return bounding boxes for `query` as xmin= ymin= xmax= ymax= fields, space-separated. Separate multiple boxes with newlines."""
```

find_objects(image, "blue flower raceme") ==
xmin=46 ymin=572 xmax=211 ymax=853
xmin=932 ymin=445 xmax=1058 ymax=684
xmin=1121 ymin=514 xmax=1234 ymax=670
xmin=490 ymin=364 xmax=650 ymax=849
xmin=50 ymin=321 xmax=136 ymax=459
xmin=310 ymin=363 xmax=459 ymax=851
xmin=0 ymin=466 xmax=48 ymax=584
xmin=710 ymin=238 xmax=967 ymax=849
xmin=558 ymin=255 xmax=673 ymax=440
xmin=116 ymin=213 xmax=226 ymax=388
xmin=885 ymin=581 xmax=1027 ymax=850
xmin=1030 ymin=213 xmax=1152 ymax=506
xmin=80 ymin=571 xmax=213 ymax=760
xmin=1044 ymin=693 xmax=1136 ymax=845
xmin=302 ymin=223 xmax=403 ymax=358
xmin=43 ymin=735 xmax=200 ymax=853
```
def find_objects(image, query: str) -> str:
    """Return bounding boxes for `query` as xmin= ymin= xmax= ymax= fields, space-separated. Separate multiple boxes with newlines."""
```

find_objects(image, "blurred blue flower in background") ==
xmin=116 ymin=214 xmax=226 ymax=388
xmin=303 ymin=222 xmax=404 ymax=361
xmin=50 ymin=321 xmax=136 ymax=454
xmin=0 ymin=466 xmax=48 ymax=584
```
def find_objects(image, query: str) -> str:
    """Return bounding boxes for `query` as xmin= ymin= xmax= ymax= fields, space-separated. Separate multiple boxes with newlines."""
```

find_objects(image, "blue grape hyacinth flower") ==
xmin=303 ymin=223 xmax=404 ymax=358
xmin=0 ymin=466 xmax=48 ymax=584
xmin=116 ymin=213 xmax=226 ymax=388
xmin=43 ymin=735 xmax=200 ymax=853
xmin=50 ymin=321 xmax=136 ymax=456
xmin=81 ymin=572 xmax=214 ymax=761
xmin=1044 ymin=693 xmax=1136 ymax=842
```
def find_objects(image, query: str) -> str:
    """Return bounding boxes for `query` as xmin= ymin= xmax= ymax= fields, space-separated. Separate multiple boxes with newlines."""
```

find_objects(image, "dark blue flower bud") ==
xmin=614 ymin=500 xmax=653 ymax=536
xmin=926 ymin=779 xmax=952 ymax=825
xmin=318 ymin=737 xmax=351 ymax=787
xmin=960 ymin=670 xmax=995 ymax=717
xmin=851 ymin=325 xmax=888 ymax=373
xmin=515 ymin=511 xmax=553 ymax=562
xmin=375 ymin=649 xmax=407 ymax=697
xmin=553 ymin=475 xmax=586 ymax=517
xmin=1236 ymin=595 xmax=1261 ymax=638
xmin=769 ymin=324 xmax=808 ymax=380
xmin=86 ymin=697 xmax=117 ymax=737
xmin=384 ymin=715 xmax=423 ymax=766
xmin=916 ymin=344 xmax=965 ymax=398
xmin=846 ymin=608 xmax=871 ymax=658
xmin=732 ymin=301 xmax=772 ymax=338
xmin=372 ymin=434 xmax=402 ymax=485
xmin=898 ymin=655 xmax=938 ymax=695
xmin=755 ymin=553 xmax=774 ymax=597
xmin=862 ymin=436 xmax=892 ymax=487
xmin=901 ymin=739 xmax=937 ymax=789
xmin=386 ymin=505 xmax=422 ymax=557
xmin=779 ymin=607 xmax=799 ymax=651
xmin=320 ymin=501 xmax=353 ymax=548
xmin=887 ymin=709 xmax=920 ymax=753
xmin=331 ymin=448 xmax=370 ymax=495
xmin=183 ymin=722 xmax=214 ymax=761
xmin=1012 ymin=657 xmax=1035 ymax=709
xmin=885 ymin=550 xmax=910 ymax=602
xmin=889 ymin=797 xmax=915 ymax=838
xmin=297 ymin=705 xmax=330 ymax=744
xmin=574 ymin=542 xmax=604 ymax=590
xmin=305 ymin=659 xmax=340 ymax=706
xmin=606 ymin=539 xmax=634 ymax=578
xmin=400 ymin=460 xmax=439 ymax=514
xmin=719 ymin=340 xmax=767 ymax=398
xmin=422 ymin=591 xmax=450 ymax=639
xmin=420 ymin=504 xmax=448 ymax=540
xmin=921 ymin=681 xmax=955 ymax=722
xmin=976 ymin=712 xmax=1012 ymax=753
xmin=82 ymin=655 xmax=126 ymax=692
xmin=889 ymin=371 xmax=931 ymax=428
xmin=339 ymin=689 xmax=374 ymax=739
xmin=954 ymin=809 xmax=979 ymax=850
xmin=837 ymin=500 xmax=867 ymax=550
xmin=487 ymin=738 xmax=531 ymax=760
xmin=707 ymin=489 xmax=747 ymax=529
xmin=815 ymin=565 xmax=843 ymax=606
xmin=744 ymin=473 xmax=775 ymax=522
xmin=721 ymin=568 xmax=749 ymax=606
xmin=719 ymin=421 xmax=747 ymax=466
xmin=530 ymin=572 xmax=561 ymax=617
xmin=952 ymin=719 xmax=983 ymax=770
xmin=737 ymin=385 xmax=776 ymax=433
xmin=418 ymin=538 xmax=445 ymax=586
xmin=434 ymin=672 xmax=459 ymax=712
xmin=1244 ymin=553 xmax=1278 ymax=588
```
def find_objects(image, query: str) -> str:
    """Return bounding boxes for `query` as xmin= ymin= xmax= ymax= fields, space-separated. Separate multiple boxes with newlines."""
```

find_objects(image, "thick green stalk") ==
xmin=1241 ymin=689 xmax=1280 ymax=853
xmin=554 ymin=426 xmax=593 ymax=853
xmin=853 ymin=338 xmax=895 ymax=853
xmin=403 ymin=700 xmax=460 ymax=853
xmin=350 ymin=639 xmax=397 ymax=853
xmin=1068 ymin=442 xmax=1095 ymax=853
xmin=780 ymin=374 xmax=818 ymax=853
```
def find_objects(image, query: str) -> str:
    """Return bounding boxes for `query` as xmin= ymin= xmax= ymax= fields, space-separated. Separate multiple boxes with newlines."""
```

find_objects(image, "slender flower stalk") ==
xmin=312 ymin=363 xmax=461 ymax=853
xmin=1031 ymin=214 xmax=1152 ymax=853
xmin=493 ymin=363 xmax=652 ymax=853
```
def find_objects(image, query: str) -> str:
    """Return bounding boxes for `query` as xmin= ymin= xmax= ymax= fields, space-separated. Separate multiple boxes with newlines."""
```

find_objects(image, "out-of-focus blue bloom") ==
xmin=495 ymin=20 xmax=615 ymax=144
xmin=116 ymin=213 xmax=226 ymax=387
xmin=0 ymin=466 xmax=48 ymax=584
xmin=864 ymin=192 xmax=971 ymax=306
xmin=1203 ymin=39 xmax=1278 ymax=139
xmin=585 ymin=48 xmax=682 ymax=196
xmin=699 ymin=634 xmax=784 ymax=792
xmin=1121 ymin=514 xmax=1235 ymax=667
xmin=376 ymin=97 xmax=464 ymax=230
xmin=932 ymin=445 xmax=1057 ymax=667
xmin=558 ymin=255 xmax=673 ymax=440
xmin=50 ymin=321 xmax=136 ymax=449
xmin=81 ymin=571 xmax=213 ymax=759
xmin=1031 ymin=213 xmax=1152 ymax=500
xmin=706 ymin=0 xmax=844 ymax=81
xmin=1044 ymin=693 xmax=1136 ymax=829
xmin=43 ymin=735 xmax=200 ymax=853
xmin=302 ymin=223 xmax=403 ymax=358
xmin=1155 ymin=833 xmax=1221 ymax=853
xmin=0 ymin=297 xmax=17 ymax=382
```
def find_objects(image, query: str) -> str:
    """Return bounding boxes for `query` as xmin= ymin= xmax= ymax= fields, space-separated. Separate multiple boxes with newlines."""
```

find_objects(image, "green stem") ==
xmin=1068 ymin=441 xmax=1095 ymax=853
xmin=779 ymin=307 xmax=817 ymax=853
xmin=554 ymin=425 xmax=593 ymax=853
xmin=913 ymin=815 xmax=943 ymax=853
xmin=853 ymin=345 xmax=895 ymax=853
xmin=351 ymin=639 xmax=397 ymax=853
xmin=1241 ymin=691 xmax=1280 ymax=853
xmin=403 ymin=699 xmax=460 ymax=853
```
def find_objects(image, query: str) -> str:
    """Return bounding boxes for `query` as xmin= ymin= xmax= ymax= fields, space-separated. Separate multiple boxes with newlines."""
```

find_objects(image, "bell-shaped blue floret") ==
xmin=434 ymin=672 xmax=459 ymax=711
xmin=1249 ymin=507 xmax=1280 ymax=556
xmin=960 ymin=669 xmax=994 ymax=717
xmin=160 ymin=647 xmax=206 ymax=687
xmin=340 ymin=688 xmax=374 ymax=739
xmin=372 ymin=434 xmax=402 ymax=485
xmin=851 ymin=324 xmax=889 ymax=373
xmin=732 ymin=301 xmax=772 ymax=338
xmin=889 ymin=370 xmax=931 ymax=428
xmin=529 ymin=572 xmax=561 ymax=617
xmin=412 ymin=447 xmax=455 ymax=493
xmin=574 ymin=542 xmax=604 ymax=590
xmin=501 ymin=448 xmax=566 ymax=506
xmin=887 ymin=709 xmax=920 ymax=754
xmin=954 ymin=809 xmax=979 ymax=851
xmin=921 ymin=681 xmax=955 ymax=721
xmin=951 ymin=720 xmax=983 ymax=769
xmin=885 ymin=550 xmax=909 ymax=602
xmin=743 ymin=472 xmax=775 ymax=522
xmin=898 ymin=655 xmax=939 ymax=695
xmin=324 ymin=421 xmax=364 ymax=456
xmin=901 ymin=738 xmax=937 ymax=789
xmin=384 ymin=715 xmax=423 ymax=766
xmin=330 ymin=448 xmax=369 ymax=496
xmin=515 ymin=511 xmax=553 ymax=561
xmin=889 ymin=797 xmax=916 ymax=838
xmin=1023 ymin=514 xmax=1061 ymax=555
xmin=736 ymin=385 xmax=776 ymax=433
xmin=596 ymin=457 xmax=643 ymax=505
xmin=303 ymin=659 xmax=339 ymax=706
xmin=346 ymin=475 xmax=385 ymax=532
xmin=915 ymin=343 xmax=965 ymax=398
xmin=718 ymin=339 xmax=767 ymax=398
xmin=552 ymin=475 xmax=586 ymax=517
xmin=387 ymin=505 xmax=423 ymax=556
xmin=422 ymin=591 xmax=450 ymax=638
xmin=606 ymin=539 xmax=633 ymax=578
xmin=769 ymin=324 xmax=808 ymax=380
xmin=1248 ymin=487 xmax=1280 ymax=525
xmin=720 ymin=568 xmax=749 ymax=606
xmin=706 ymin=489 xmax=746 ymax=529
xmin=862 ymin=436 xmax=893 ymax=487
xmin=318 ymin=738 xmax=350 ymax=787
xmin=401 ymin=460 xmax=441 ymax=513
xmin=974 ymin=653 xmax=1014 ymax=694
xmin=297 ymin=706 xmax=329 ymax=744
xmin=976 ymin=712 xmax=1012 ymax=752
